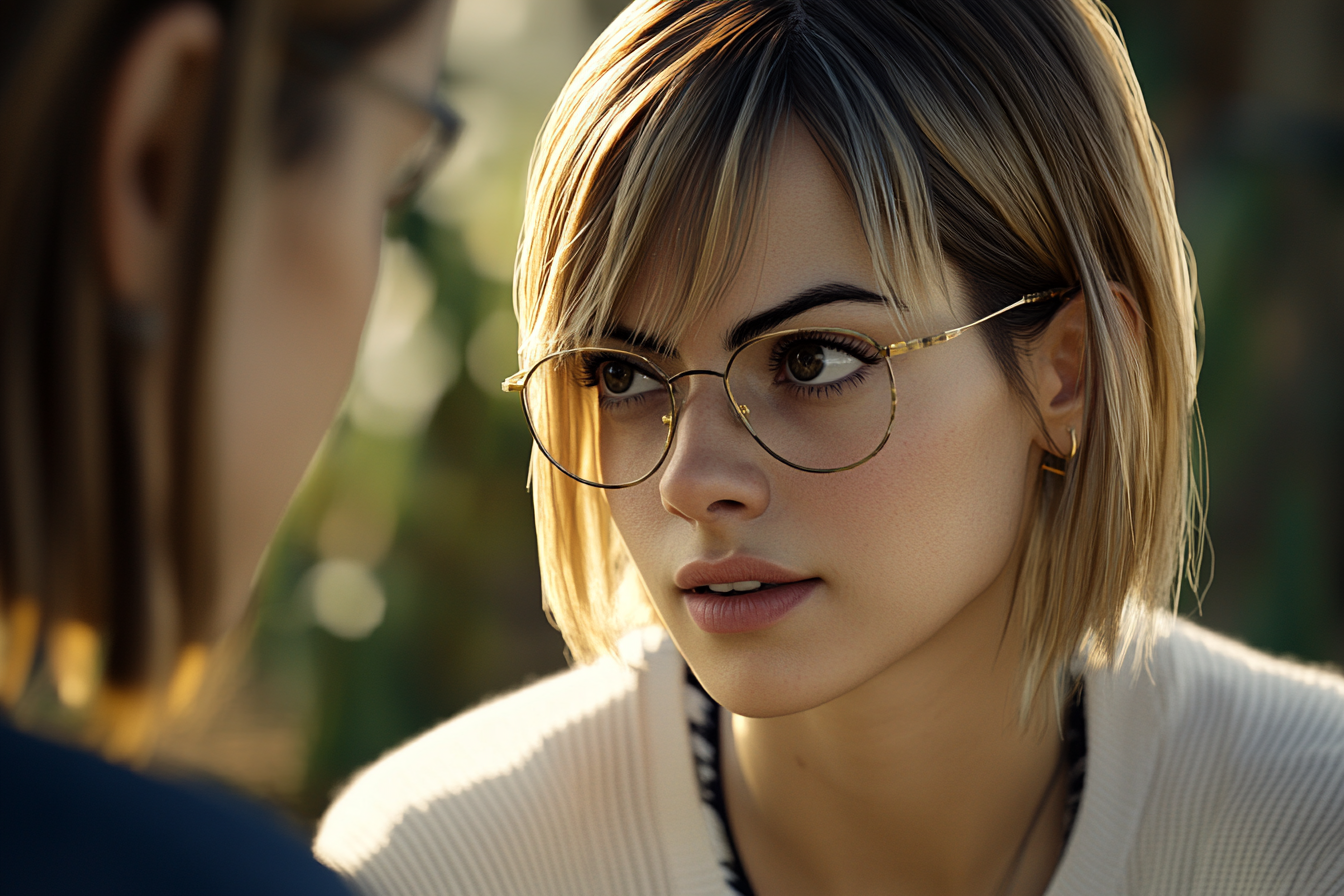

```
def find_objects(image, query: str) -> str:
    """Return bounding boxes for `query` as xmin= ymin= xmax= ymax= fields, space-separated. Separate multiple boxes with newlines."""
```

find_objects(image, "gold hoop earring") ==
xmin=1042 ymin=426 xmax=1078 ymax=477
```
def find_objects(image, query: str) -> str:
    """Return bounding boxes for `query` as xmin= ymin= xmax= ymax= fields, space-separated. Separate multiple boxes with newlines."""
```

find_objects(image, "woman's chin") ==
xmin=670 ymin=613 xmax=954 ymax=720
xmin=679 ymin=637 xmax=863 ymax=719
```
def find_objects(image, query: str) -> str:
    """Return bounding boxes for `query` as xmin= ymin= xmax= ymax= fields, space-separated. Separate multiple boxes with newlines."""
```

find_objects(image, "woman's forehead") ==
xmin=543 ymin=102 xmax=954 ymax=363
xmin=609 ymin=127 xmax=891 ymax=337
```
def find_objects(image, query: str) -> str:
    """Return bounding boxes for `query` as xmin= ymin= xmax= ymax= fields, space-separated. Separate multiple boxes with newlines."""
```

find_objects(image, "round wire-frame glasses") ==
xmin=503 ymin=286 xmax=1078 ymax=489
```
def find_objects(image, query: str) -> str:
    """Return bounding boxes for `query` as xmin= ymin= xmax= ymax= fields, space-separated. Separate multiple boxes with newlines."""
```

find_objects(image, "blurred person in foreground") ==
xmin=0 ymin=0 xmax=457 ymax=892
xmin=317 ymin=1 xmax=1344 ymax=894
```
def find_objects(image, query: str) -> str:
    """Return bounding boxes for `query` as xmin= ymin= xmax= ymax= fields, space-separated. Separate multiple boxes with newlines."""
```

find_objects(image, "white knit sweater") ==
xmin=315 ymin=620 xmax=1344 ymax=895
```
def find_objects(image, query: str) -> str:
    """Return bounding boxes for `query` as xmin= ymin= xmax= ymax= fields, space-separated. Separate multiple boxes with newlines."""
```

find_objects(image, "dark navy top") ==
xmin=0 ymin=721 xmax=350 ymax=895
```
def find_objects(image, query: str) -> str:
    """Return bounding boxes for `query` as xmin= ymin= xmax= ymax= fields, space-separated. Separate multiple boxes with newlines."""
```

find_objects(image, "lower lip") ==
xmin=683 ymin=580 xmax=819 ymax=634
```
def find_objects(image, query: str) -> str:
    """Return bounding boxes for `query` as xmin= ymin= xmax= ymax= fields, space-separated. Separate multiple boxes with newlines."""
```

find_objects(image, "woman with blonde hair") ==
xmin=0 ymin=0 xmax=458 ymax=891
xmin=318 ymin=1 xmax=1344 ymax=893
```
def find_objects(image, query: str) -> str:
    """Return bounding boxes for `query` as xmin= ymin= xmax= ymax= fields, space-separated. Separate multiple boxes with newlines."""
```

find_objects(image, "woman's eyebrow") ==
xmin=598 ymin=283 xmax=899 ymax=358
xmin=725 ymin=283 xmax=901 ymax=350
xmin=601 ymin=324 xmax=679 ymax=359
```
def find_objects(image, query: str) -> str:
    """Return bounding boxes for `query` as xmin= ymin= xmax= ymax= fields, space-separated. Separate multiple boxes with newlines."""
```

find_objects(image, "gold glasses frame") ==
xmin=503 ymin=286 xmax=1078 ymax=489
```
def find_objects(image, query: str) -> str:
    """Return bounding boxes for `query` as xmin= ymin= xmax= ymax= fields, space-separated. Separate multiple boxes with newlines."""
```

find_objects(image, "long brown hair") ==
xmin=0 ymin=0 xmax=428 ymax=755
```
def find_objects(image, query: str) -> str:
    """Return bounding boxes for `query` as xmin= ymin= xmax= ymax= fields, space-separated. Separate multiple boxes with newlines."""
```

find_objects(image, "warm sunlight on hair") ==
xmin=514 ymin=0 xmax=1206 ymax=714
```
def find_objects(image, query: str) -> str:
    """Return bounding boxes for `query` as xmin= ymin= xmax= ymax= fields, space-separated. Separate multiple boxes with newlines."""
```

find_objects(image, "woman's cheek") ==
xmin=606 ymin=484 xmax=674 ymax=583
xmin=210 ymin=152 xmax=383 ymax=629
xmin=832 ymin=360 xmax=1029 ymax=602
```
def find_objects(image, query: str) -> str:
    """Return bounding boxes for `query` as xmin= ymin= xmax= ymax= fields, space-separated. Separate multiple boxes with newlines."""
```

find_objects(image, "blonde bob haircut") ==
xmin=515 ymin=0 xmax=1206 ymax=706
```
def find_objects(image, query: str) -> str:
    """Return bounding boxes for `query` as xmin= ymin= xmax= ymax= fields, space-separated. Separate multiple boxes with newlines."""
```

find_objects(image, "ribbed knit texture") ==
xmin=315 ymin=620 xmax=1344 ymax=895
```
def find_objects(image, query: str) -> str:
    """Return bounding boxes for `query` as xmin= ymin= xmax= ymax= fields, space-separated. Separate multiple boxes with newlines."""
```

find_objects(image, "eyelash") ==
xmin=576 ymin=352 xmax=662 ymax=406
xmin=575 ymin=352 xmax=623 ymax=389
xmin=576 ymin=333 xmax=879 ymax=401
xmin=765 ymin=332 xmax=881 ymax=394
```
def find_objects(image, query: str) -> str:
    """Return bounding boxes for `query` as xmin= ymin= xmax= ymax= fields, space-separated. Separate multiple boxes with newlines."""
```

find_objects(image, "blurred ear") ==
xmin=1029 ymin=282 xmax=1139 ymax=457
xmin=100 ymin=4 xmax=221 ymax=306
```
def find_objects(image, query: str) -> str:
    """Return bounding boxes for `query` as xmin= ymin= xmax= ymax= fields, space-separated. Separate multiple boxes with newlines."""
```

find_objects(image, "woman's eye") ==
xmin=599 ymin=361 xmax=660 ymax=397
xmin=783 ymin=343 xmax=864 ymax=384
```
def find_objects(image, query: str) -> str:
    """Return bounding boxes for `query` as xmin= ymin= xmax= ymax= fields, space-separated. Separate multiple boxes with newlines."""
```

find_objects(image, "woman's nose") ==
xmin=657 ymin=376 xmax=770 ymax=524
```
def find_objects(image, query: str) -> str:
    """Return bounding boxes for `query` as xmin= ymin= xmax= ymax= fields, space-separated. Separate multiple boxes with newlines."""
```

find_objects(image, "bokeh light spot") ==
xmin=305 ymin=560 xmax=388 ymax=641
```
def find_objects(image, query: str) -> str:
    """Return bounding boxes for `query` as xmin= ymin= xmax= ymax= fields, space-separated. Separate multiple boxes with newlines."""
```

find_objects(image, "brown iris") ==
xmin=785 ymin=343 xmax=826 ymax=381
xmin=601 ymin=361 xmax=634 ymax=393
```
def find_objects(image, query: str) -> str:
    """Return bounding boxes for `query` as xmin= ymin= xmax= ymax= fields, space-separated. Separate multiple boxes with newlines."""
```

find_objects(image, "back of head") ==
xmin=0 ymin=0 xmax=433 ymax=755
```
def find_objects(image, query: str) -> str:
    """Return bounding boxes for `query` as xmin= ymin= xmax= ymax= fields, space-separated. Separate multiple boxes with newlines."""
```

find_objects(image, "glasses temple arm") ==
xmin=883 ymin=286 xmax=1078 ymax=357
xmin=293 ymin=31 xmax=461 ymax=132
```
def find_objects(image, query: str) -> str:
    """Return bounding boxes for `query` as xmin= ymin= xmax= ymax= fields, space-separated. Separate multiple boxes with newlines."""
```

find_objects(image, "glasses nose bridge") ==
xmin=666 ymin=367 xmax=727 ymax=387
xmin=664 ymin=367 xmax=746 ymax=432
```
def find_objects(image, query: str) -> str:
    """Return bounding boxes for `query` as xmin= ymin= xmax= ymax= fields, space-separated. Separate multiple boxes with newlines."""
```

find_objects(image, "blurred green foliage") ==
xmin=1106 ymin=0 xmax=1344 ymax=660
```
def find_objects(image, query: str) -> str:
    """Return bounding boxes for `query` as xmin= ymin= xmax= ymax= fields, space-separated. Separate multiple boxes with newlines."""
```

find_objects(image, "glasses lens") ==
xmin=523 ymin=349 xmax=673 ymax=487
xmin=726 ymin=330 xmax=894 ymax=471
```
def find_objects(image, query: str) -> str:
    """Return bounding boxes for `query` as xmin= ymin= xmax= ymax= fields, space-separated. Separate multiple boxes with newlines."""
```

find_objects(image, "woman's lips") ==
xmin=683 ymin=579 xmax=819 ymax=634
xmin=675 ymin=556 xmax=810 ymax=591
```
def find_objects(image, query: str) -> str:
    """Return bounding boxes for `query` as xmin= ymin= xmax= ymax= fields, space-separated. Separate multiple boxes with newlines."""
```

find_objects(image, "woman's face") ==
xmin=209 ymin=0 xmax=453 ymax=628
xmin=605 ymin=126 xmax=1043 ymax=717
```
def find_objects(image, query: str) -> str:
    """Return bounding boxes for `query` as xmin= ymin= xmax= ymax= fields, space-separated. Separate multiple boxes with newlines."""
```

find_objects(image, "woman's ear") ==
xmin=1030 ymin=281 xmax=1139 ymax=457
xmin=1030 ymin=290 xmax=1087 ymax=458
xmin=100 ymin=4 xmax=222 ymax=306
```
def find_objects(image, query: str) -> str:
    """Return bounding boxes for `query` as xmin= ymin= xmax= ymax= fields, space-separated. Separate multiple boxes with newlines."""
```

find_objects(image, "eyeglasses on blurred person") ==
xmin=0 ymin=0 xmax=457 ymax=892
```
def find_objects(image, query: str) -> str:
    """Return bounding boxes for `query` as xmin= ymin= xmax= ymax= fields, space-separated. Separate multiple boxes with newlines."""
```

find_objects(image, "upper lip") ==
xmin=674 ymin=556 xmax=813 ymax=592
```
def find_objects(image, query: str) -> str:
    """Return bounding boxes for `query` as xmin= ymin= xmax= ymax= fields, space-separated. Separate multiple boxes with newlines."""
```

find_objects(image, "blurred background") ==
xmin=152 ymin=0 xmax=1344 ymax=825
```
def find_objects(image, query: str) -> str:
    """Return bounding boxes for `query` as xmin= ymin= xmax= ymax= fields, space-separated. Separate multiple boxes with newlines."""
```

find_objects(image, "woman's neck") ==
xmin=721 ymin=575 xmax=1067 ymax=896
